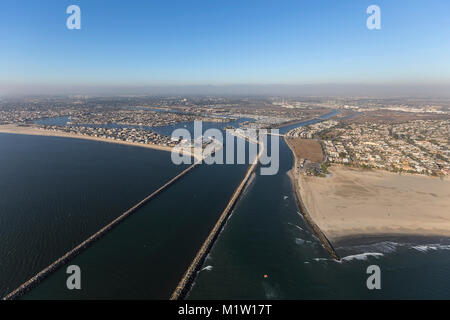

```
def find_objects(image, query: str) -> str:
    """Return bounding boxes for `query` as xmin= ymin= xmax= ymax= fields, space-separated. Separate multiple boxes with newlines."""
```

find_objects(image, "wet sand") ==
xmin=297 ymin=165 xmax=450 ymax=241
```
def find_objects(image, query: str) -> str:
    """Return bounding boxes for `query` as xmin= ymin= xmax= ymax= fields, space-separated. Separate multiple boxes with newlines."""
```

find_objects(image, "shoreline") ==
xmin=284 ymin=135 xmax=450 ymax=257
xmin=0 ymin=124 xmax=197 ymax=159
xmin=286 ymin=167 xmax=340 ymax=260
xmin=284 ymin=137 xmax=340 ymax=260
xmin=293 ymin=160 xmax=450 ymax=243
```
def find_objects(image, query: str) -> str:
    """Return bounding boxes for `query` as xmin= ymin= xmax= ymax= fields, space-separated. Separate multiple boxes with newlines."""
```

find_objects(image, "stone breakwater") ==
xmin=284 ymin=136 xmax=340 ymax=261
xmin=170 ymin=136 xmax=263 ymax=300
xmin=2 ymin=163 xmax=199 ymax=300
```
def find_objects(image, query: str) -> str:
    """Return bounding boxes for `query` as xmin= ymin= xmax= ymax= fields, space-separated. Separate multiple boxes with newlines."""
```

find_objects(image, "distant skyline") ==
xmin=1 ymin=0 xmax=450 ymax=96
xmin=2 ymin=83 xmax=450 ymax=98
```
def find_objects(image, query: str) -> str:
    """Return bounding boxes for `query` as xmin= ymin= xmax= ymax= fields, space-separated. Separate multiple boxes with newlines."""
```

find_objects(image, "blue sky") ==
xmin=1 ymin=0 xmax=449 ymax=92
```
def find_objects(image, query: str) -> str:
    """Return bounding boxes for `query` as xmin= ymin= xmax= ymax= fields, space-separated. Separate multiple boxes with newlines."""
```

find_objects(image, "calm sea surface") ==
xmin=3 ymin=112 xmax=450 ymax=299
xmin=0 ymin=133 xmax=187 ymax=297
xmin=20 ymin=119 xmax=251 ymax=299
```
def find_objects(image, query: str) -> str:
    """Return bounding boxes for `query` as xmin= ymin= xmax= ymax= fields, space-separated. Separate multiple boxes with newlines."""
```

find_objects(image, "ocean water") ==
xmin=187 ymin=116 xmax=450 ymax=300
xmin=19 ymin=121 xmax=252 ymax=299
xmin=4 ymin=111 xmax=450 ymax=299
xmin=0 ymin=133 xmax=188 ymax=297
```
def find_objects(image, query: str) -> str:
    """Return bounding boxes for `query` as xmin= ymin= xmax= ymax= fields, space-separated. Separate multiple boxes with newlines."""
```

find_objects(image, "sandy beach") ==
xmin=297 ymin=165 xmax=450 ymax=241
xmin=0 ymin=124 xmax=204 ymax=161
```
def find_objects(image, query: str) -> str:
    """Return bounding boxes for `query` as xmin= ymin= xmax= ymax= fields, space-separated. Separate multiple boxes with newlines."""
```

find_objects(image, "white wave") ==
xmin=341 ymin=252 xmax=384 ymax=262
xmin=341 ymin=241 xmax=401 ymax=254
xmin=201 ymin=265 xmax=213 ymax=271
xmin=310 ymin=254 xmax=382 ymax=263
xmin=369 ymin=241 xmax=401 ymax=253
xmin=313 ymin=257 xmax=331 ymax=262
xmin=283 ymin=195 xmax=289 ymax=200
xmin=296 ymin=211 xmax=304 ymax=220
xmin=340 ymin=240 xmax=450 ymax=256
xmin=287 ymin=222 xmax=303 ymax=231
xmin=295 ymin=237 xmax=312 ymax=245
xmin=412 ymin=244 xmax=450 ymax=253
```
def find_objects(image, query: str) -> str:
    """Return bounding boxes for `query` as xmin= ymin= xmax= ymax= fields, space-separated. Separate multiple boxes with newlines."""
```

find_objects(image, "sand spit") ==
xmin=298 ymin=165 xmax=450 ymax=241
xmin=0 ymin=124 xmax=179 ymax=154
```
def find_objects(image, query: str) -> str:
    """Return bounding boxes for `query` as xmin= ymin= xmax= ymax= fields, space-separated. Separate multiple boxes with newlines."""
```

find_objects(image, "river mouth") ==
xmin=5 ymin=110 xmax=450 ymax=300
xmin=187 ymin=113 xmax=450 ymax=300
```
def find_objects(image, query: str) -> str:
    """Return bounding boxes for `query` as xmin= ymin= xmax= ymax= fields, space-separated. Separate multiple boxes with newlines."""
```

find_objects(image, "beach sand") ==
xmin=0 ymin=124 xmax=203 ymax=160
xmin=297 ymin=165 xmax=450 ymax=241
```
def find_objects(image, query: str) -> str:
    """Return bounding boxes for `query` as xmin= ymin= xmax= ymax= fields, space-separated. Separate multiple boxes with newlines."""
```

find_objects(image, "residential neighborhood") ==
xmin=290 ymin=119 xmax=450 ymax=176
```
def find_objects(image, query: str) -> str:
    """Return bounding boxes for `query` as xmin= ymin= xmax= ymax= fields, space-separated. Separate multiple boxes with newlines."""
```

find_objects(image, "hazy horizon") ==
xmin=2 ymin=0 xmax=450 ymax=98
xmin=1 ymin=82 xmax=450 ymax=98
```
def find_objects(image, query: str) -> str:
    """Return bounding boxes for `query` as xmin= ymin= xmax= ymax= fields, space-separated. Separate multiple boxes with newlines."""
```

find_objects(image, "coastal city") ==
xmin=288 ymin=118 xmax=450 ymax=177
xmin=1 ymin=96 xmax=450 ymax=175
xmin=1 ymin=97 xmax=450 ymax=302
xmin=39 ymin=125 xmax=177 ymax=147
xmin=3 ymin=0 xmax=450 ymax=306
xmin=0 ymin=96 xmax=332 ymax=147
